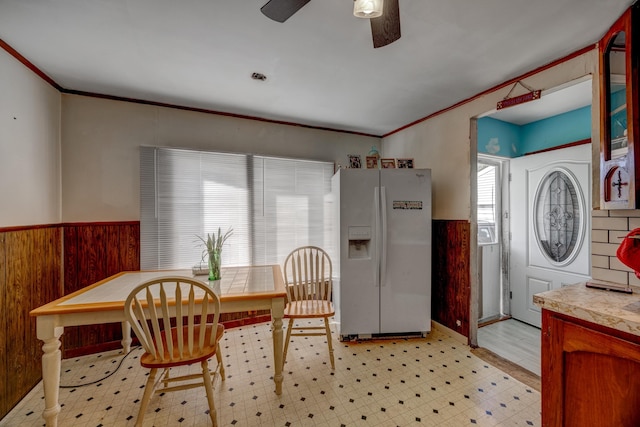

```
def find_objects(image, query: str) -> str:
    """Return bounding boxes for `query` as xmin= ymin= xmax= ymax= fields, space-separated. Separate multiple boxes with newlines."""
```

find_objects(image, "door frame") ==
xmin=469 ymin=122 xmax=511 ymax=347
xmin=477 ymin=154 xmax=511 ymax=322
xmin=470 ymin=76 xmax=594 ymax=348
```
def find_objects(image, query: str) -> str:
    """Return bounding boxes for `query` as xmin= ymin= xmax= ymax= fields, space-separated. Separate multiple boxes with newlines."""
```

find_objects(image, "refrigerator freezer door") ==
xmin=379 ymin=169 xmax=432 ymax=334
xmin=334 ymin=169 xmax=381 ymax=337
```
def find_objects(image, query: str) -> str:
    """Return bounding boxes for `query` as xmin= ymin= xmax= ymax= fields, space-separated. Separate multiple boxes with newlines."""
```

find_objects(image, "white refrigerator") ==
xmin=332 ymin=168 xmax=432 ymax=341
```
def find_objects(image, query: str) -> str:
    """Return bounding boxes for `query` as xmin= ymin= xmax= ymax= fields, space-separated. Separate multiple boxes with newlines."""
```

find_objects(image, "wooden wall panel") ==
xmin=62 ymin=222 xmax=140 ymax=357
xmin=432 ymin=220 xmax=470 ymax=339
xmin=0 ymin=227 xmax=62 ymax=420
xmin=0 ymin=233 xmax=6 ymax=417
xmin=107 ymin=226 xmax=121 ymax=276
xmin=5 ymin=230 xmax=34 ymax=416
xmin=118 ymin=223 xmax=140 ymax=273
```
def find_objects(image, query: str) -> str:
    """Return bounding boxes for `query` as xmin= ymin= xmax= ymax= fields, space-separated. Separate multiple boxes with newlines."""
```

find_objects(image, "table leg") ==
xmin=121 ymin=321 xmax=131 ymax=353
xmin=38 ymin=321 xmax=64 ymax=427
xmin=271 ymin=297 xmax=285 ymax=395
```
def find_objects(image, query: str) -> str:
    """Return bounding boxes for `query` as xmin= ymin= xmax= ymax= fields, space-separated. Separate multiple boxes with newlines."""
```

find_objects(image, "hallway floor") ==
xmin=477 ymin=319 xmax=541 ymax=376
xmin=1 ymin=321 xmax=540 ymax=426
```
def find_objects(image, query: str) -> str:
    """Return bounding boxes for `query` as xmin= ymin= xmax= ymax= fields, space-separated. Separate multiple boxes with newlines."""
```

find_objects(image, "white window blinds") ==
xmin=140 ymin=146 xmax=334 ymax=270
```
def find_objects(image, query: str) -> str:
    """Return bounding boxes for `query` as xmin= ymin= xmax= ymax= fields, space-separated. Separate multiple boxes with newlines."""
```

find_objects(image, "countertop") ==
xmin=533 ymin=281 xmax=640 ymax=337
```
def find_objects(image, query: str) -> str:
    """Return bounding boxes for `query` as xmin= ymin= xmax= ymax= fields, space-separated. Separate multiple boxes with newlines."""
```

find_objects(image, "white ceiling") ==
xmin=0 ymin=0 xmax=633 ymax=136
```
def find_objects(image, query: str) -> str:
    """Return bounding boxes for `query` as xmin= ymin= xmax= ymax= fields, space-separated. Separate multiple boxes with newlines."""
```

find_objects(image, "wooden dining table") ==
xmin=30 ymin=265 xmax=287 ymax=427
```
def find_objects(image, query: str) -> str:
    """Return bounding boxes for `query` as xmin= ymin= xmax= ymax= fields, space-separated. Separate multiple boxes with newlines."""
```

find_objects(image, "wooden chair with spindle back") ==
xmin=282 ymin=246 xmax=335 ymax=369
xmin=124 ymin=276 xmax=225 ymax=427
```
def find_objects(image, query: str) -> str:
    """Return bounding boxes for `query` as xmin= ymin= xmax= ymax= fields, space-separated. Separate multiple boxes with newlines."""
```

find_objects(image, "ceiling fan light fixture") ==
xmin=353 ymin=0 xmax=383 ymax=18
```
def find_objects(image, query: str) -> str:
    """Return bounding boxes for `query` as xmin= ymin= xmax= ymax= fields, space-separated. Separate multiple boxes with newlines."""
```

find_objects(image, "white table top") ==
xmin=31 ymin=265 xmax=285 ymax=316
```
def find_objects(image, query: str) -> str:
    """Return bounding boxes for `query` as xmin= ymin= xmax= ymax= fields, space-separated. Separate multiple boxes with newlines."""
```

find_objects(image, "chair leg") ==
xmin=282 ymin=318 xmax=294 ymax=369
xmin=216 ymin=343 xmax=225 ymax=380
xmin=201 ymin=360 xmax=218 ymax=427
xmin=324 ymin=317 xmax=335 ymax=369
xmin=162 ymin=367 xmax=171 ymax=388
xmin=135 ymin=367 xmax=158 ymax=427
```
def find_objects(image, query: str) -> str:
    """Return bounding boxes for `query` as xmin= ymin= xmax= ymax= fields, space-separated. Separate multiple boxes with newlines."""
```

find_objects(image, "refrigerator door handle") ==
xmin=374 ymin=187 xmax=381 ymax=287
xmin=380 ymin=186 xmax=388 ymax=287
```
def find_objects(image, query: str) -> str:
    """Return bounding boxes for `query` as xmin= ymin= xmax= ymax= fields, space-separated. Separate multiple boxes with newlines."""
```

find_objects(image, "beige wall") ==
xmin=0 ymin=48 xmax=61 ymax=227
xmin=61 ymin=94 xmax=379 ymax=222
xmin=381 ymin=50 xmax=600 ymax=220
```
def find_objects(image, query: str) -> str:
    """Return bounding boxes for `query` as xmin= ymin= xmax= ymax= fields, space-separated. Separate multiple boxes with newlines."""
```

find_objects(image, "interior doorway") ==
xmin=471 ymin=76 xmax=593 ymax=372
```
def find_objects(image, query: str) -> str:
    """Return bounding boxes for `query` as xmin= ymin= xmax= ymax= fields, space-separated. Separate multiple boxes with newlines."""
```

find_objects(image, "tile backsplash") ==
xmin=591 ymin=209 xmax=640 ymax=286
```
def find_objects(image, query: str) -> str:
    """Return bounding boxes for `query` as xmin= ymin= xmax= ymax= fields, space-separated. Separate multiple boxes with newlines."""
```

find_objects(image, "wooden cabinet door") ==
xmin=600 ymin=5 xmax=640 ymax=209
xmin=542 ymin=310 xmax=640 ymax=427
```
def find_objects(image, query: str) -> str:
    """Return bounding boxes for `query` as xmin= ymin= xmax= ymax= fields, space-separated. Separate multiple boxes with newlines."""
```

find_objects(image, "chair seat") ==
xmin=284 ymin=300 xmax=334 ymax=318
xmin=141 ymin=324 xmax=224 ymax=368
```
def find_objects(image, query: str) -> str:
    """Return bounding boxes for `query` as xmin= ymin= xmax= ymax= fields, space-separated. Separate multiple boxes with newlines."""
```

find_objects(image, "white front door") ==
xmin=509 ymin=144 xmax=591 ymax=327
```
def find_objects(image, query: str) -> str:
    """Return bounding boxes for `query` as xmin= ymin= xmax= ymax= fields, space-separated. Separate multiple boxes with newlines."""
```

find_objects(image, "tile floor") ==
xmin=1 ymin=321 xmax=540 ymax=426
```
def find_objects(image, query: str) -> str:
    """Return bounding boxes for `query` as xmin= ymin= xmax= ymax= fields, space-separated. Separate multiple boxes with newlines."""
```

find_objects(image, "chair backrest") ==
xmin=283 ymin=246 xmax=332 ymax=303
xmin=124 ymin=276 xmax=221 ymax=363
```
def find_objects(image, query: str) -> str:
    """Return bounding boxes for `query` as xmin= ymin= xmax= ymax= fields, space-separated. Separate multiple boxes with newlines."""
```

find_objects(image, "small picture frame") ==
xmin=396 ymin=158 xmax=414 ymax=169
xmin=348 ymin=154 xmax=362 ymax=169
xmin=380 ymin=158 xmax=396 ymax=169
xmin=366 ymin=156 xmax=378 ymax=169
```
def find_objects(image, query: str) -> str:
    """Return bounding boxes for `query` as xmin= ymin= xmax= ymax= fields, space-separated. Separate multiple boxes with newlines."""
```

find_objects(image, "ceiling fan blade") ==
xmin=261 ymin=0 xmax=311 ymax=23
xmin=370 ymin=0 xmax=401 ymax=48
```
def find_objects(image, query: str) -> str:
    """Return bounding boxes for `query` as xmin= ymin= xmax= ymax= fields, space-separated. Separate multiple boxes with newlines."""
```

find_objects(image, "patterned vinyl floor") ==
xmin=0 ymin=321 xmax=540 ymax=426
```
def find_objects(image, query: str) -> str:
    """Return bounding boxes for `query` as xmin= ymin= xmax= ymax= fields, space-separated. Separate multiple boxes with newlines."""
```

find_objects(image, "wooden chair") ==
xmin=124 ymin=277 xmax=225 ymax=427
xmin=282 ymin=246 xmax=335 ymax=369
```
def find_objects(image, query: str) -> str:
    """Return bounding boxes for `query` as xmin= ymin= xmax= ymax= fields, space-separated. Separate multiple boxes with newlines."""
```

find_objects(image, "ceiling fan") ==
xmin=260 ymin=0 xmax=401 ymax=48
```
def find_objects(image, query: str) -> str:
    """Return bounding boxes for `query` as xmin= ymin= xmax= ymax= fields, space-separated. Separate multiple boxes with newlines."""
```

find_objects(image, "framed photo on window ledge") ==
xmin=380 ymin=158 xmax=396 ymax=169
xmin=397 ymin=158 xmax=414 ymax=168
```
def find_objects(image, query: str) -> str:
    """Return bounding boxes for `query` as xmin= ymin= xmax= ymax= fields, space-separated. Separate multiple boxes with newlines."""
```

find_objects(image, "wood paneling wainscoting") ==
xmin=62 ymin=222 xmax=141 ymax=357
xmin=0 ymin=225 xmax=62 ymax=420
xmin=432 ymin=220 xmax=471 ymax=338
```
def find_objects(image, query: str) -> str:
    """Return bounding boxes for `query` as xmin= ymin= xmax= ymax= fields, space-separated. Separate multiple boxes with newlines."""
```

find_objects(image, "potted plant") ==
xmin=198 ymin=227 xmax=233 ymax=281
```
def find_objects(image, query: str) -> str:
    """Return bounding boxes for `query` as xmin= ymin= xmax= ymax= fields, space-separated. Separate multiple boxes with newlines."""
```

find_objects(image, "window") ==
xmin=533 ymin=167 xmax=585 ymax=265
xmin=140 ymin=146 xmax=334 ymax=270
xmin=477 ymin=163 xmax=498 ymax=244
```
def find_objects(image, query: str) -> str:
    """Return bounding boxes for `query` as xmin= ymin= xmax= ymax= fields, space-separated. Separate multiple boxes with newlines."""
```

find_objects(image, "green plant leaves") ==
xmin=198 ymin=227 xmax=233 ymax=261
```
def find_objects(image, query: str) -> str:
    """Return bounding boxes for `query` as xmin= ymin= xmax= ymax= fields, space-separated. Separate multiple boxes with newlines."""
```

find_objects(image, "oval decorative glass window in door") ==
xmin=533 ymin=167 xmax=585 ymax=265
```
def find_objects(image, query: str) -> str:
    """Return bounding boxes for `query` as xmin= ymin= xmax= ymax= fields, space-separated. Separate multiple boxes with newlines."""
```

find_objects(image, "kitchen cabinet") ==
xmin=534 ymin=282 xmax=640 ymax=427
xmin=541 ymin=309 xmax=640 ymax=427
xmin=599 ymin=4 xmax=640 ymax=209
